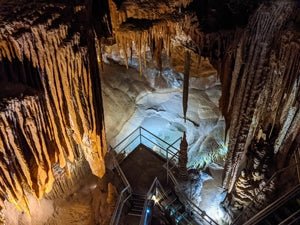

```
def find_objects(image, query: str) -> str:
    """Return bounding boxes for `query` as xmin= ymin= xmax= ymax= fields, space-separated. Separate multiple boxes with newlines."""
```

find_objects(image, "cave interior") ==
xmin=0 ymin=0 xmax=299 ymax=225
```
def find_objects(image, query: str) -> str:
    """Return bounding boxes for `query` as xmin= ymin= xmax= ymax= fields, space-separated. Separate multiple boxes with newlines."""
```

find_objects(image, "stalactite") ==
xmin=46 ymin=154 xmax=91 ymax=200
xmin=97 ymin=38 xmax=104 ymax=71
xmin=182 ymin=50 xmax=190 ymax=122
xmin=154 ymin=38 xmax=163 ymax=73
xmin=109 ymin=0 xmax=194 ymax=73
xmin=138 ymin=33 xmax=142 ymax=75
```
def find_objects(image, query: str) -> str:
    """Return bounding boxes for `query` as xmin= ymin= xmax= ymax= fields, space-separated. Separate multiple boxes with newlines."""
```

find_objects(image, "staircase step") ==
xmin=131 ymin=200 xmax=145 ymax=204
xmin=128 ymin=212 xmax=143 ymax=217
xmin=132 ymin=193 xmax=146 ymax=198
xmin=131 ymin=198 xmax=145 ymax=202
xmin=130 ymin=208 xmax=143 ymax=213
xmin=132 ymin=204 xmax=144 ymax=209
xmin=131 ymin=205 xmax=144 ymax=209
xmin=131 ymin=204 xmax=144 ymax=208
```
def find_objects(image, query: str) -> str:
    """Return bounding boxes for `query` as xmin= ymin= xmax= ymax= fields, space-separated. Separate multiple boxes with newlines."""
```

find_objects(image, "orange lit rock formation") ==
xmin=0 ymin=2 xmax=107 ymax=213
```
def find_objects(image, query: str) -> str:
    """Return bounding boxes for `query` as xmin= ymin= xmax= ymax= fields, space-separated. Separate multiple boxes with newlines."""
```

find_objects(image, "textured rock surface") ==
xmin=219 ymin=1 xmax=300 ymax=193
xmin=0 ymin=1 xmax=107 ymax=214
xmin=107 ymin=0 xmax=300 ymax=210
xmin=0 ymin=0 xmax=299 ymax=223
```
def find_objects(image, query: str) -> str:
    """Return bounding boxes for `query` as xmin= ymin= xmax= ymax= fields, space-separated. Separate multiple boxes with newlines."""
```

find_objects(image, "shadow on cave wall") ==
xmin=188 ymin=0 xmax=268 ymax=32
xmin=0 ymin=58 xmax=43 ymax=100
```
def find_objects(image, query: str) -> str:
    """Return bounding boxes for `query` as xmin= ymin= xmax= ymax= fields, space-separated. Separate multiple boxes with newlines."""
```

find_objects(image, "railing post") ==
xmin=295 ymin=147 xmax=300 ymax=184
xmin=167 ymin=149 xmax=169 ymax=184
xmin=139 ymin=127 xmax=142 ymax=145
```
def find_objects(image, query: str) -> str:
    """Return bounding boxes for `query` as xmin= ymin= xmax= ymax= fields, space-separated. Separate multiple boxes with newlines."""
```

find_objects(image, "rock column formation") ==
xmin=0 ymin=1 xmax=107 ymax=214
xmin=179 ymin=132 xmax=188 ymax=181
xmin=220 ymin=1 xmax=300 ymax=193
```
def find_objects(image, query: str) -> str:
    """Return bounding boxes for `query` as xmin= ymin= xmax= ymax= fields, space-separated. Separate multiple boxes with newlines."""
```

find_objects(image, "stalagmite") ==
xmin=178 ymin=132 xmax=188 ymax=181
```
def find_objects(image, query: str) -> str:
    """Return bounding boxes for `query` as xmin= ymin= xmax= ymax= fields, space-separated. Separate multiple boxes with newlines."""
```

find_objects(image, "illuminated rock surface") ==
xmin=0 ymin=1 xmax=107 ymax=214
xmin=0 ymin=0 xmax=299 ymax=224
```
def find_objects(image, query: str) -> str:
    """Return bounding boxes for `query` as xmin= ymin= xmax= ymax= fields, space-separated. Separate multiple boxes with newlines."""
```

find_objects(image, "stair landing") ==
xmin=120 ymin=144 xmax=170 ymax=194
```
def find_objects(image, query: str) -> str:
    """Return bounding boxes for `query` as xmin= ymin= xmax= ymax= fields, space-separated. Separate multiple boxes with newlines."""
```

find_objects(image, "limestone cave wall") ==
xmin=219 ymin=1 xmax=300 ymax=191
xmin=191 ymin=0 xmax=300 ymax=213
xmin=0 ymin=1 xmax=107 ymax=214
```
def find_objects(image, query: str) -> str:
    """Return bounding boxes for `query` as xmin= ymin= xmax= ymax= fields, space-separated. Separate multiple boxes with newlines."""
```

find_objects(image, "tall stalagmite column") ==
xmin=179 ymin=132 xmax=188 ymax=181
xmin=222 ymin=1 xmax=300 ymax=192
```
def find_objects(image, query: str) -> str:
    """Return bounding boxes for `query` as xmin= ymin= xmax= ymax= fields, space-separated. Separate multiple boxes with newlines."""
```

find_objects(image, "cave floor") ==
xmin=120 ymin=144 xmax=170 ymax=194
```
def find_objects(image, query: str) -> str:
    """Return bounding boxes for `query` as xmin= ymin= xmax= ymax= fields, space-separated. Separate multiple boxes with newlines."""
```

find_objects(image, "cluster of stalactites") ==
xmin=108 ymin=0 xmax=199 ymax=74
xmin=45 ymin=153 xmax=91 ymax=200
xmin=114 ymin=20 xmax=179 ymax=74
xmin=0 ymin=10 xmax=106 ymax=214
xmin=108 ymin=0 xmax=193 ymax=29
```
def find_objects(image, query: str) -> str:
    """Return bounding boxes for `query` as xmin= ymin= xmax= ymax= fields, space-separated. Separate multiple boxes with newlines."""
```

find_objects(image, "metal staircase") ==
xmin=109 ymin=126 xmax=219 ymax=225
xmin=139 ymin=178 xmax=199 ymax=225
xmin=128 ymin=193 xmax=147 ymax=217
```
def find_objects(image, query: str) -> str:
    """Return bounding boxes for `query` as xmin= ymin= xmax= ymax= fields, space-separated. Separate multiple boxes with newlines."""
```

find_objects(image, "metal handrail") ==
xmin=139 ymin=177 xmax=198 ymax=225
xmin=113 ymin=156 xmax=131 ymax=189
xmin=244 ymin=184 xmax=300 ymax=225
xmin=112 ymin=126 xmax=140 ymax=150
xmin=110 ymin=186 xmax=131 ymax=225
xmin=232 ymin=162 xmax=300 ymax=225
xmin=139 ymin=177 xmax=160 ymax=225
xmin=109 ymin=155 xmax=132 ymax=225
xmin=110 ymin=126 xmax=181 ymax=225
xmin=140 ymin=127 xmax=181 ymax=151
xmin=165 ymin=165 xmax=219 ymax=225
xmin=114 ymin=126 xmax=181 ymax=163
xmin=110 ymin=126 xmax=216 ymax=225
xmin=278 ymin=207 xmax=300 ymax=225
xmin=117 ymin=134 xmax=140 ymax=156
xmin=141 ymin=134 xmax=179 ymax=159
xmin=286 ymin=213 xmax=300 ymax=225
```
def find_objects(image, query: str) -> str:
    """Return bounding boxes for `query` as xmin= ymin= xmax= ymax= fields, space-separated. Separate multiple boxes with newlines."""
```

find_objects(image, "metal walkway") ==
xmin=109 ymin=126 xmax=218 ymax=225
